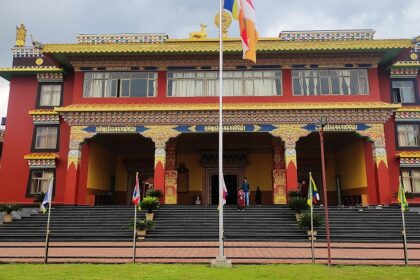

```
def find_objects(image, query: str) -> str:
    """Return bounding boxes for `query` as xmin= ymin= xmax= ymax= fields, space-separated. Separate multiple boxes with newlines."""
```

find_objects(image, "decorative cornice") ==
xmin=43 ymin=39 xmax=412 ymax=55
xmin=392 ymin=61 xmax=420 ymax=68
xmin=29 ymin=109 xmax=60 ymax=124
xmin=397 ymin=152 xmax=420 ymax=167
xmin=395 ymin=109 xmax=420 ymax=122
xmin=24 ymin=153 xmax=59 ymax=169
xmin=57 ymin=106 xmax=397 ymax=127
xmin=397 ymin=151 xmax=420 ymax=158
xmin=24 ymin=153 xmax=59 ymax=160
xmin=55 ymin=102 xmax=400 ymax=112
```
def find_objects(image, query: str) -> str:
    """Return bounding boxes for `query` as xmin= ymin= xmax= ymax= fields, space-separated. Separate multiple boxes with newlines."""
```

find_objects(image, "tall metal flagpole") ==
xmin=309 ymin=172 xmax=315 ymax=263
xmin=211 ymin=0 xmax=231 ymax=267
xmin=400 ymin=176 xmax=408 ymax=266
xmin=218 ymin=0 xmax=224 ymax=259
xmin=132 ymin=199 xmax=137 ymax=263
xmin=44 ymin=178 xmax=53 ymax=264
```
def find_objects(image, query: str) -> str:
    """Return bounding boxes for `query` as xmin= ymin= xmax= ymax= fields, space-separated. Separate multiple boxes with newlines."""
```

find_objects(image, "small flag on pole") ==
xmin=132 ymin=172 xmax=140 ymax=207
xmin=222 ymin=178 xmax=228 ymax=206
xmin=307 ymin=173 xmax=320 ymax=207
xmin=224 ymin=0 xmax=258 ymax=63
xmin=398 ymin=177 xmax=409 ymax=211
xmin=41 ymin=177 xmax=54 ymax=214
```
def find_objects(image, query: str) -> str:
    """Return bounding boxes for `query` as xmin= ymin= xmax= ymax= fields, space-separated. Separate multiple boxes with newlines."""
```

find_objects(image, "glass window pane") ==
xmin=121 ymin=80 xmax=130 ymax=97
xmin=131 ymin=79 xmax=147 ymax=97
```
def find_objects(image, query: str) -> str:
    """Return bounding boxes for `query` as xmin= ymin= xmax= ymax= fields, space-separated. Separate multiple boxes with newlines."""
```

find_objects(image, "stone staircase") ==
xmin=0 ymin=205 xmax=419 ymax=243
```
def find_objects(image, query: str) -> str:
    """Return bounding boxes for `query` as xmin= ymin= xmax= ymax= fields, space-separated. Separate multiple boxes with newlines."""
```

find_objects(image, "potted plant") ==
xmin=0 ymin=204 xmax=21 ymax=223
xmin=288 ymin=197 xmax=309 ymax=222
xmin=146 ymin=189 xmax=163 ymax=199
xmin=33 ymin=192 xmax=46 ymax=212
xmin=299 ymin=211 xmax=324 ymax=240
xmin=141 ymin=196 xmax=160 ymax=221
xmin=288 ymin=190 xmax=301 ymax=199
xmin=130 ymin=219 xmax=155 ymax=240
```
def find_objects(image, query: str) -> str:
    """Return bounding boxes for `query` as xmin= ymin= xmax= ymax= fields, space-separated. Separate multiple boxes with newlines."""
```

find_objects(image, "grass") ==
xmin=0 ymin=264 xmax=419 ymax=280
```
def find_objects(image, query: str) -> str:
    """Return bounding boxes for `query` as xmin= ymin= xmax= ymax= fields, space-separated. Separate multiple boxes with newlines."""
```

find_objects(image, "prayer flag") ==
xmin=41 ymin=177 xmax=53 ymax=214
xmin=224 ymin=0 xmax=258 ymax=63
xmin=398 ymin=177 xmax=409 ymax=211
xmin=307 ymin=173 xmax=320 ymax=207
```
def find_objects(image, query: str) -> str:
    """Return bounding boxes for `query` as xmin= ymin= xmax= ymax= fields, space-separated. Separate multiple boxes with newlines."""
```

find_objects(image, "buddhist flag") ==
xmin=224 ymin=0 xmax=259 ymax=63
xmin=132 ymin=172 xmax=140 ymax=206
xmin=41 ymin=177 xmax=53 ymax=214
xmin=307 ymin=173 xmax=320 ymax=207
xmin=222 ymin=178 xmax=228 ymax=206
xmin=398 ymin=177 xmax=409 ymax=211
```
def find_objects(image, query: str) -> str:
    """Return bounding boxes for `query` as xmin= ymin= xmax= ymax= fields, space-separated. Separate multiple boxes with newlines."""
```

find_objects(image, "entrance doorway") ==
xmin=211 ymin=175 xmax=238 ymax=205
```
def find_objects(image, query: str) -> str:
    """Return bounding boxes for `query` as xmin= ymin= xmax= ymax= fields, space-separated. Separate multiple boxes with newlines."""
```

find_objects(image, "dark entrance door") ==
xmin=211 ymin=175 xmax=238 ymax=205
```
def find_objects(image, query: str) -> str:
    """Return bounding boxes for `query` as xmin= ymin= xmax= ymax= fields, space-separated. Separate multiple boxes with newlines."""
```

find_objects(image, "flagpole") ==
xmin=400 ymin=176 xmax=408 ymax=266
xmin=218 ymin=0 xmax=225 ymax=259
xmin=309 ymin=172 xmax=315 ymax=263
xmin=132 ymin=202 xmax=137 ymax=263
xmin=132 ymin=171 xmax=139 ymax=263
xmin=44 ymin=178 xmax=53 ymax=264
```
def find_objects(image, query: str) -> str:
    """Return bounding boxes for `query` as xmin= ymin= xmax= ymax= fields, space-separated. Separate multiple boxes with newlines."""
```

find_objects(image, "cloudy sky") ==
xmin=0 ymin=0 xmax=419 ymax=121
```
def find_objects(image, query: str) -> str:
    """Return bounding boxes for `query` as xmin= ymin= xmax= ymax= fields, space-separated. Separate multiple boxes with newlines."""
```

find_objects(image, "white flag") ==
xmin=222 ymin=177 xmax=228 ymax=206
xmin=41 ymin=177 xmax=54 ymax=214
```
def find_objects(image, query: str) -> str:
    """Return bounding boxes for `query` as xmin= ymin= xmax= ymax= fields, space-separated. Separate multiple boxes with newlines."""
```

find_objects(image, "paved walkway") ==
xmin=1 ymin=241 xmax=419 ymax=265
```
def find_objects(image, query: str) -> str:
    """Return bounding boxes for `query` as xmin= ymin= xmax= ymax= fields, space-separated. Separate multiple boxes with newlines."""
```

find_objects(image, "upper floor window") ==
xmin=292 ymin=69 xmax=369 ymax=96
xmin=397 ymin=124 xmax=420 ymax=148
xmin=83 ymin=72 xmax=157 ymax=98
xmin=33 ymin=126 xmax=59 ymax=151
xmin=401 ymin=169 xmax=420 ymax=193
xmin=38 ymin=84 xmax=62 ymax=107
xmin=392 ymin=80 xmax=416 ymax=104
xmin=167 ymin=70 xmax=282 ymax=97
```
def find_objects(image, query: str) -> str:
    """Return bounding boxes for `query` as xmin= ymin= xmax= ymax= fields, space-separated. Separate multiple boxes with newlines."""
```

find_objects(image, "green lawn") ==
xmin=0 ymin=264 xmax=419 ymax=280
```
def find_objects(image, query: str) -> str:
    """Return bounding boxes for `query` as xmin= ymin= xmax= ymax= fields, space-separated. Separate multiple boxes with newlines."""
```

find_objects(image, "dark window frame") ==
xmin=390 ymin=78 xmax=419 ymax=105
xmin=31 ymin=124 xmax=60 ymax=152
xmin=35 ymin=82 xmax=64 ymax=109
xmin=400 ymin=168 xmax=420 ymax=196
xmin=25 ymin=168 xmax=56 ymax=198
xmin=395 ymin=122 xmax=420 ymax=150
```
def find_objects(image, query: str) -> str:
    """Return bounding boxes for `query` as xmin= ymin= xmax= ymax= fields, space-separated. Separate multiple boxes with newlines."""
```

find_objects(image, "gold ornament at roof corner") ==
xmin=189 ymin=24 xmax=208 ymax=39
xmin=410 ymin=52 xmax=418 ymax=61
xmin=214 ymin=10 xmax=232 ymax=38
xmin=15 ymin=24 xmax=26 ymax=47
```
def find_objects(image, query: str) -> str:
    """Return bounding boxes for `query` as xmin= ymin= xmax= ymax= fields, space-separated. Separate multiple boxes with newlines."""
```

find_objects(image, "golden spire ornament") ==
xmin=214 ymin=10 xmax=232 ymax=38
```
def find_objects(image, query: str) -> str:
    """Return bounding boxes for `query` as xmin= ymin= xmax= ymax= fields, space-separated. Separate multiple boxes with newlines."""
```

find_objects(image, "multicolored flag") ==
xmin=132 ymin=172 xmax=140 ymax=206
xmin=307 ymin=173 xmax=320 ymax=207
xmin=224 ymin=0 xmax=258 ymax=63
xmin=398 ymin=177 xmax=409 ymax=211
xmin=41 ymin=177 xmax=53 ymax=214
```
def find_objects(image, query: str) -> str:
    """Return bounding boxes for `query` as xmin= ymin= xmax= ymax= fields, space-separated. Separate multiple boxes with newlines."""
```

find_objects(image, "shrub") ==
xmin=288 ymin=191 xmax=301 ymax=199
xmin=299 ymin=211 xmax=324 ymax=230
xmin=146 ymin=189 xmax=163 ymax=199
xmin=129 ymin=219 xmax=155 ymax=231
xmin=140 ymin=196 xmax=160 ymax=213
xmin=0 ymin=204 xmax=22 ymax=214
xmin=288 ymin=197 xmax=309 ymax=214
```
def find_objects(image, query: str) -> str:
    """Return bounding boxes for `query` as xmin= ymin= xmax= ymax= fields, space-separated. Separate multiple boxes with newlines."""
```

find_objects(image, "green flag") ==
xmin=398 ymin=177 xmax=408 ymax=211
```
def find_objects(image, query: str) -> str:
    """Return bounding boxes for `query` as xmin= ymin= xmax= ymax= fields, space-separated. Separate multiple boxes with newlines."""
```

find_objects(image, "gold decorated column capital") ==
xmin=357 ymin=124 xmax=388 ymax=167
xmin=68 ymin=126 xmax=97 ymax=169
xmin=140 ymin=126 xmax=181 ymax=167
xmin=269 ymin=124 xmax=311 ymax=168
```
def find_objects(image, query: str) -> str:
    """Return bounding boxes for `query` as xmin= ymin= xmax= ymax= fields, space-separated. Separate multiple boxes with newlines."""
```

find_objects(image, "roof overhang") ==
xmin=0 ymin=67 xmax=63 ymax=81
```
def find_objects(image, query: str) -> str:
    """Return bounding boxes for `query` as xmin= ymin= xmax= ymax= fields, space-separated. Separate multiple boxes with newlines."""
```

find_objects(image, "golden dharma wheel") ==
xmin=214 ymin=10 xmax=232 ymax=37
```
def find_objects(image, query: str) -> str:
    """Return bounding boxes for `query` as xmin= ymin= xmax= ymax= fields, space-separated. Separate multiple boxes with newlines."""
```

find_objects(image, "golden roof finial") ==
xmin=15 ymin=24 xmax=26 ymax=47
xmin=214 ymin=10 xmax=232 ymax=38
xmin=189 ymin=24 xmax=208 ymax=39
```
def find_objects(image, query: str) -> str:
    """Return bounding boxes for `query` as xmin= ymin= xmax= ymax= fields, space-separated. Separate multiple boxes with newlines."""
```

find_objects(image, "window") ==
xmin=392 ymin=80 xmax=416 ymax=104
xmin=38 ymin=84 xmax=62 ymax=107
xmin=292 ymin=69 xmax=369 ymax=96
xmin=27 ymin=170 xmax=54 ymax=196
xmin=401 ymin=169 xmax=420 ymax=193
xmin=83 ymin=72 xmax=157 ymax=98
xmin=33 ymin=126 xmax=59 ymax=151
xmin=167 ymin=70 xmax=282 ymax=97
xmin=397 ymin=124 xmax=420 ymax=147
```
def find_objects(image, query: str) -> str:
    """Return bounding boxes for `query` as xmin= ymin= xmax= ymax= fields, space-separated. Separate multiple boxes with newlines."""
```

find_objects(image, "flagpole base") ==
xmin=211 ymin=256 xmax=232 ymax=268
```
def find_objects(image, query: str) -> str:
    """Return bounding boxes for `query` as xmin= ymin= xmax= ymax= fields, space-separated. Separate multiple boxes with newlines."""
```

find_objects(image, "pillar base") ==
xmin=210 ymin=256 xmax=232 ymax=268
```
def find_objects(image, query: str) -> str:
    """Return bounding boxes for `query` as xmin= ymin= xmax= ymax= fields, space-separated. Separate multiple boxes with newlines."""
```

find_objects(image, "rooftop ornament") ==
xmin=15 ymin=24 xmax=26 ymax=47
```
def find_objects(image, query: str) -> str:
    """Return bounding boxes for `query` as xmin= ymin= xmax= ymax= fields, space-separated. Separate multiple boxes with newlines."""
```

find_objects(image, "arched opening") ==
xmin=84 ymin=133 xmax=154 ymax=205
xmin=296 ymin=131 xmax=372 ymax=206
